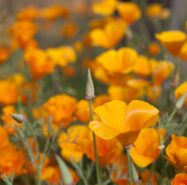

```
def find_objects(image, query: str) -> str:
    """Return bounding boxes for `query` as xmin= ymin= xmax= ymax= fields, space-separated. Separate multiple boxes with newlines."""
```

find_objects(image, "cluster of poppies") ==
xmin=0 ymin=0 xmax=187 ymax=185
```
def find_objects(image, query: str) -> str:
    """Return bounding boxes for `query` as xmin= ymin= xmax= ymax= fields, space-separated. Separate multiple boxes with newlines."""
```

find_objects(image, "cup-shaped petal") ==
xmin=124 ymin=100 xmax=159 ymax=132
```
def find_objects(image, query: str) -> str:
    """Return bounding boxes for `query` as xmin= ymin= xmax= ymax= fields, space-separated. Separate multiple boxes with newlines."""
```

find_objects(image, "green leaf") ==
xmin=55 ymin=155 xmax=74 ymax=185
xmin=131 ymin=162 xmax=139 ymax=182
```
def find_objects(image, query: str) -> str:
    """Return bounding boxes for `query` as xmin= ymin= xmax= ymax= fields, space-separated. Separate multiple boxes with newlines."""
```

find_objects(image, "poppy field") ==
xmin=0 ymin=0 xmax=187 ymax=184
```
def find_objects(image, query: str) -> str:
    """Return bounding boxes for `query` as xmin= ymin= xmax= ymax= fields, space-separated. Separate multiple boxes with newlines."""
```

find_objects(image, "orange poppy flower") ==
xmin=92 ymin=0 xmax=117 ymax=16
xmin=46 ymin=46 xmax=76 ymax=67
xmin=1 ymin=106 xmax=22 ymax=134
xmin=146 ymin=3 xmax=170 ymax=19
xmin=89 ymin=100 xmax=159 ymax=145
xmin=43 ymin=94 xmax=77 ymax=127
xmin=108 ymin=85 xmax=143 ymax=103
xmin=133 ymin=55 xmax=151 ymax=77
xmin=0 ymin=47 xmax=9 ymax=64
xmin=24 ymin=48 xmax=55 ymax=79
xmin=166 ymin=135 xmax=187 ymax=171
xmin=117 ymin=2 xmax=141 ymax=24
xmin=0 ymin=126 xmax=9 ymax=149
xmin=155 ymin=31 xmax=186 ymax=56
xmin=148 ymin=42 xmax=161 ymax=55
xmin=10 ymin=20 xmax=37 ymax=48
xmin=0 ymin=142 xmax=26 ymax=176
xmin=130 ymin=128 xmax=165 ymax=167
xmin=39 ymin=5 xmax=69 ymax=20
xmin=171 ymin=173 xmax=187 ymax=185
xmin=92 ymin=61 xmax=130 ymax=85
xmin=41 ymin=157 xmax=60 ymax=184
xmin=41 ymin=166 xmax=60 ymax=184
xmin=87 ymin=137 xmax=123 ymax=166
xmin=93 ymin=94 xmax=111 ymax=108
xmin=151 ymin=60 xmax=174 ymax=85
xmin=146 ymin=3 xmax=164 ymax=18
xmin=17 ymin=6 xmax=39 ymax=20
xmin=140 ymin=170 xmax=159 ymax=185
xmin=0 ymin=80 xmax=18 ymax=105
xmin=58 ymin=125 xmax=91 ymax=162
xmin=75 ymin=100 xmax=90 ymax=123
xmin=146 ymin=85 xmax=162 ymax=102
xmin=62 ymin=66 xmax=76 ymax=78
xmin=96 ymin=47 xmax=138 ymax=74
xmin=90 ymin=19 xmax=127 ymax=48
xmin=179 ymin=42 xmax=187 ymax=61
xmin=61 ymin=22 xmax=78 ymax=39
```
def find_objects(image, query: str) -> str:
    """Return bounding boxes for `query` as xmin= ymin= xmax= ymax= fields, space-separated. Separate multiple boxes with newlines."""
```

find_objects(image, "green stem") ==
xmin=73 ymin=162 xmax=89 ymax=185
xmin=89 ymin=99 xmax=102 ymax=185
xmin=126 ymin=148 xmax=133 ymax=185
xmin=167 ymin=108 xmax=177 ymax=125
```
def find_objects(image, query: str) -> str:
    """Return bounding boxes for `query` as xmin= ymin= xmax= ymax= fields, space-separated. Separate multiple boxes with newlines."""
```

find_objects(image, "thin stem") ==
xmin=72 ymin=162 xmax=89 ymax=185
xmin=126 ymin=148 xmax=133 ymax=185
xmin=167 ymin=108 xmax=177 ymax=125
xmin=89 ymin=99 xmax=102 ymax=185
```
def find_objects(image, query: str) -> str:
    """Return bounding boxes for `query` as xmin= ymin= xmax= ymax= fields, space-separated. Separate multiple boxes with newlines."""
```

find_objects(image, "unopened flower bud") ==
xmin=85 ymin=69 xmax=95 ymax=100
xmin=10 ymin=113 xmax=26 ymax=123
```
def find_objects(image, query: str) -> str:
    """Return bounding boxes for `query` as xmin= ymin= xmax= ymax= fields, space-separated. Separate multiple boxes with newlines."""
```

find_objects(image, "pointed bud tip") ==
xmin=85 ymin=69 xmax=95 ymax=100
xmin=10 ymin=113 xmax=26 ymax=123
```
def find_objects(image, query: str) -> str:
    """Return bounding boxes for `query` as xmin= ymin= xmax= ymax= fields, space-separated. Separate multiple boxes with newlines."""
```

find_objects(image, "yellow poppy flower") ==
xmin=117 ymin=2 xmax=141 ymax=24
xmin=130 ymin=128 xmax=165 ymax=167
xmin=155 ymin=31 xmax=186 ymax=56
xmin=89 ymin=100 xmax=159 ymax=145
xmin=166 ymin=135 xmax=187 ymax=171
xmin=96 ymin=47 xmax=138 ymax=74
